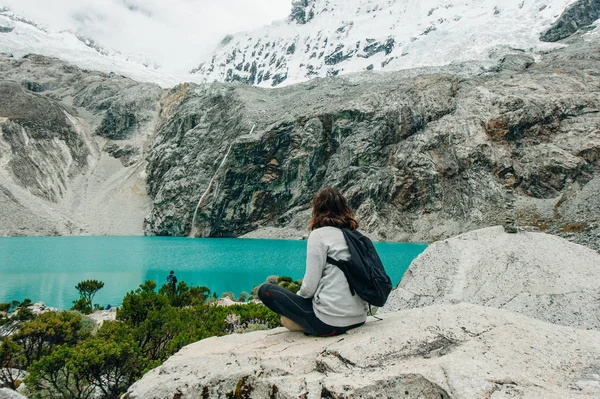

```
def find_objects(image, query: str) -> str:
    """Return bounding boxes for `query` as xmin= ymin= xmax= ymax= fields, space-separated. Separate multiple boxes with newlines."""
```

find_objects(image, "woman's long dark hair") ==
xmin=309 ymin=187 xmax=358 ymax=231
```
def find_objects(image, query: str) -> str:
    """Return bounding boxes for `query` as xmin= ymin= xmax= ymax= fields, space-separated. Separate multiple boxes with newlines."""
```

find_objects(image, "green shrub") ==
xmin=221 ymin=292 xmax=235 ymax=300
xmin=158 ymin=281 xmax=211 ymax=307
xmin=25 ymin=337 xmax=141 ymax=399
xmin=279 ymin=280 xmax=301 ymax=294
xmin=117 ymin=280 xmax=168 ymax=328
xmin=13 ymin=311 xmax=88 ymax=368
xmin=26 ymin=345 xmax=94 ymax=399
xmin=13 ymin=279 xmax=282 ymax=398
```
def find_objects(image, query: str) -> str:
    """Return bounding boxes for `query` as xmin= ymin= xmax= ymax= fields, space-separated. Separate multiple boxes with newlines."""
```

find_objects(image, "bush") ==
xmin=117 ymin=281 xmax=168 ymax=328
xmin=158 ymin=281 xmax=211 ymax=308
xmin=0 ymin=299 xmax=35 ymax=327
xmin=251 ymin=285 xmax=260 ymax=300
xmin=25 ymin=336 xmax=142 ymax=399
xmin=26 ymin=345 xmax=94 ymax=399
xmin=71 ymin=297 xmax=91 ymax=314
xmin=12 ymin=279 xmax=282 ymax=398
xmin=118 ymin=281 xmax=209 ymax=362
xmin=189 ymin=285 xmax=211 ymax=304
xmin=13 ymin=311 xmax=88 ymax=368
xmin=279 ymin=279 xmax=302 ymax=294
xmin=221 ymin=292 xmax=235 ymax=300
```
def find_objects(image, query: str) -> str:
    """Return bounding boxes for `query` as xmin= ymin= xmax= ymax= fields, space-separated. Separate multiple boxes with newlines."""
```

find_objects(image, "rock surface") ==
xmin=87 ymin=307 xmax=118 ymax=326
xmin=383 ymin=226 xmax=600 ymax=331
xmin=541 ymin=0 xmax=600 ymax=42
xmin=124 ymin=303 xmax=600 ymax=399
xmin=0 ymin=388 xmax=27 ymax=399
xmin=29 ymin=302 xmax=57 ymax=315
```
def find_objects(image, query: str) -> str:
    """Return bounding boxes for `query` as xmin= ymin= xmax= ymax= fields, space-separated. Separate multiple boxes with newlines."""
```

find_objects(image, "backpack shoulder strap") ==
xmin=325 ymin=256 xmax=356 ymax=296
xmin=326 ymin=256 xmax=343 ymax=267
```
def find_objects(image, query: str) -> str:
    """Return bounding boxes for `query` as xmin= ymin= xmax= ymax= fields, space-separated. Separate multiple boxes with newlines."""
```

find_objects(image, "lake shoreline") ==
xmin=0 ymin=236 xmax=427 ymax=309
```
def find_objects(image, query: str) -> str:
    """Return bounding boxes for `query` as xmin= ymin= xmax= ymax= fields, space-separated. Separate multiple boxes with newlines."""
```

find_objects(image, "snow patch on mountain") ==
xmin=191 ymin=0 xmax=579 ymax=87
xmin=0 ymin=9 xmax=199 ymax=87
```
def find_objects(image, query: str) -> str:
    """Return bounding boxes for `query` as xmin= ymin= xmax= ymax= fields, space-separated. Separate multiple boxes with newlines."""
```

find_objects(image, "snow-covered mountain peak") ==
xmin=0 ymin=8 xmax=190 ymax=87
xmin=191 ymin=0 xmax=580 ymax=87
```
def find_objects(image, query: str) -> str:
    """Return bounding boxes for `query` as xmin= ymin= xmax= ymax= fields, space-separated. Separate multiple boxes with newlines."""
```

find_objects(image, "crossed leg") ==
xmin=280 ymin=316 xmax=305 ymax=332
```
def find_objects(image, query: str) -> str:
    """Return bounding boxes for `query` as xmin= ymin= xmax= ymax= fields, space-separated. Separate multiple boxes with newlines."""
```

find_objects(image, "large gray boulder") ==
xmin=383 ymin=226 xmax=600 ymax=330
xmin=124 ymin=303 xmax=600 ymax=399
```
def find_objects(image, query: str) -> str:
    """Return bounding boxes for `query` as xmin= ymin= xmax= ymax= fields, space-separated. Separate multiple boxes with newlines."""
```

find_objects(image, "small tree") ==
xmin=26 ymin=345 xmax=95 ymax=399
xmin=73 ymin=324 xmax=144 ymax=398
xmin=0 ymin=339 xmax=25 ymax=389
xmin=72 ymin=280 xmax=104 ymax=314
xmin=237 ymin=292 xmax=249 ymax=302
xmin=14 ymin=311 xmax=87 ymax=368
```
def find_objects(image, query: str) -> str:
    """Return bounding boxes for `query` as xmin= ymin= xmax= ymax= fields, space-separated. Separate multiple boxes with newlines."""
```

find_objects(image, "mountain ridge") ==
xmin=190 ymin=0 xmax=581 ymax=87
xmin=3 ymin=0 xmax=596 ymax=88
xmin=0 ymin=1 xmax=598 ymax=252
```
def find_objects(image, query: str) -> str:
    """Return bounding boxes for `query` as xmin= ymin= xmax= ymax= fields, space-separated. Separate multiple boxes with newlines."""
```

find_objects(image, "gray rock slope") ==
xmin=0 ymin=55 xmax=163 ymax=236
xmin=382 ymin=226 xmax=600 ymax=331
xmin=124 ymin=303 xmax=600 ymax=399
xmin=145 ymin=31 xmax=600 ymax=249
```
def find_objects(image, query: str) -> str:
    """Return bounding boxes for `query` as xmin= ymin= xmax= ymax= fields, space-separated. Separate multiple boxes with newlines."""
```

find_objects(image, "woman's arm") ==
xmin=297 ymin=230 xmax=327 ymax=299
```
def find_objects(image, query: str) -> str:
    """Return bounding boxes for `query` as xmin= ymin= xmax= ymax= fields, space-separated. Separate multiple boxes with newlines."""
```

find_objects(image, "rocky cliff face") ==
xmin=145 ymin=32 xmax=600 ymax=249
xmin=0 ymin=80 xmax=89 ymax=203
xmin=0 ymin=55 xmax=163 ymax=236
xmin=541 ymin=0 xmax=600 ymax=42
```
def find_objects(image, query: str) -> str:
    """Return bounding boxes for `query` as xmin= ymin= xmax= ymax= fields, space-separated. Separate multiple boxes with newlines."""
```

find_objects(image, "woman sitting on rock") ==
xmin=258 ymin=187 xmax=368 ymax=336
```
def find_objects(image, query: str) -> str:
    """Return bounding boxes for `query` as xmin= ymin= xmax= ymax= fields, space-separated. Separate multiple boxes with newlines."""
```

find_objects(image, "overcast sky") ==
xmin=1 ymin=0 xmax=291 ymax=72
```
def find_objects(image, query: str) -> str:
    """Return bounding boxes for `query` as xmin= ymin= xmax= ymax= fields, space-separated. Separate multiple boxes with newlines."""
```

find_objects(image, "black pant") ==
xmin=258 ymin=283 xmax=363 ymax=337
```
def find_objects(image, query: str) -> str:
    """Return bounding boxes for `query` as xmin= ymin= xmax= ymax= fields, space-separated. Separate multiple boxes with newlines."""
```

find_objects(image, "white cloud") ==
xmin=0 ymin=0 xmax=292 ymax=73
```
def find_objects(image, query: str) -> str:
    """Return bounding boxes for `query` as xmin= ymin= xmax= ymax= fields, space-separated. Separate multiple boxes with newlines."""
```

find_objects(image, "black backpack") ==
xmin=326 ymin=229 xmax=393 ymax=307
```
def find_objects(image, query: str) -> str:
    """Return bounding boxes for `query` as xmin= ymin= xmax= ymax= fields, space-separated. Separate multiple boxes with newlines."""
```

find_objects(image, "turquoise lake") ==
xmin=0 ymin=237 xmax=427 ymax=309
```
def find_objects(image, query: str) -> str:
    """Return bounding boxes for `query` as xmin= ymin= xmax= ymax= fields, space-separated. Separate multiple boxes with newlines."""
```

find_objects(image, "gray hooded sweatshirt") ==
xmin=297 ymin=226 xmax=368 ymax=327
